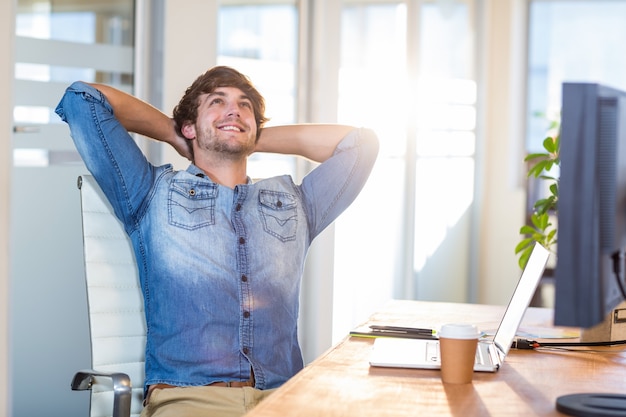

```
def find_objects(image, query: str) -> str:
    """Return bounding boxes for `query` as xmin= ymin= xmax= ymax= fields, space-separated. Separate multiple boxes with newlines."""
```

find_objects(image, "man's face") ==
xmin=183 ymin=86 xmax=257 ymax=159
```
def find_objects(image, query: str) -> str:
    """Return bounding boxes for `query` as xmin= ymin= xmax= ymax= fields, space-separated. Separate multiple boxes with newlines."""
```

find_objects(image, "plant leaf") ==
xmin=543 ymin=136 xmax=557 ymax=153
xmin=547 ymin=229 xmax=557 ymax=241
xmin=531 ymin=213 xmax=549 ymax=230
xmin=519 ymin=225 xmax=536 ymax=235
xmin=515 ymin=237 xmax=534 ymax=254
xmin=528 ymin=162 xmax=547 ymax=178
xmin=517 ymin=245 xmax=533 ymax=269
xmin=549 ymin=183 xmax=558 ymax=196
xmin=524 ymin=152 xmax=549 ymax=162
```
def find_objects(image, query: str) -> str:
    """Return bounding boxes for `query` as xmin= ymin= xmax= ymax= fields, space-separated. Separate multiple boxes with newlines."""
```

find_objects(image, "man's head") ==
xmin=173 ymin=66 xmax=268 ymax=141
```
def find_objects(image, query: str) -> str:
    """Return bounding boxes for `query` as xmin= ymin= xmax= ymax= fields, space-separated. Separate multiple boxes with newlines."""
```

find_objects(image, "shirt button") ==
xmin=243 ymin=311 xmax=250 ymax=318
xmin=239 ymin=237 xmax=245 ymax=244
xmin=236 ymin=203 xmax=242 ymax=211
xmin=241 ymin=275 xmax=248 ymax=282
xmin=243 ymin=347 xmax=250 ymax=354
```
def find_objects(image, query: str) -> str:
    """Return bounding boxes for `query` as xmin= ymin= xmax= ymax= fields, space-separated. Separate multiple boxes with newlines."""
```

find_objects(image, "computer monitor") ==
xmin=554 ymin=82 xmax=626 ymax=328
xmin=554 ymin=82 xmax=626 ymax=416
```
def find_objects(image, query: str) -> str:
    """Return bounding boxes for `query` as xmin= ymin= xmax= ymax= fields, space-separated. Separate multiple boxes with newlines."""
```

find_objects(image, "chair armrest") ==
xmin=71 ymin=369 xmax=132 ymax=417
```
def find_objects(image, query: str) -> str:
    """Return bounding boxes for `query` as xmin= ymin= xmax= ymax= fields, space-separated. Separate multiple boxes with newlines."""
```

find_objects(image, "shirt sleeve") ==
xmin=299 ymin=127 xmax=379 ymax=240
xmin=55 ymin=81 xmax=159 ymax=229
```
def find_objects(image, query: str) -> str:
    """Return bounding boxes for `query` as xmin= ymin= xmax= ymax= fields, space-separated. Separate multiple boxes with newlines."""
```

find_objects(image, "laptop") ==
xmin=369 ymin=242 xmax=550 ymax=372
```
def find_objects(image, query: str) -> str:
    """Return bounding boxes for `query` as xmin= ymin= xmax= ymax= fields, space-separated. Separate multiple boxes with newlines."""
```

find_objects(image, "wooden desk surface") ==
xmin=245 ymin=300 xmax=626 ymax=417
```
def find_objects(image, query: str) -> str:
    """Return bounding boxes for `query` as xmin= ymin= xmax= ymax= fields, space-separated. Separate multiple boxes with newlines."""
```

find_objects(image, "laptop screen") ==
xmin=492 ymin=243 xmax=550 ymax=357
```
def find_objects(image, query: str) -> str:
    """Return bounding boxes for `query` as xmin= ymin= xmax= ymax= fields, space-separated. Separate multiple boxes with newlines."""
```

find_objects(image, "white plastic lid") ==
xmin=438 ymin=323 xmax=480 ymax=339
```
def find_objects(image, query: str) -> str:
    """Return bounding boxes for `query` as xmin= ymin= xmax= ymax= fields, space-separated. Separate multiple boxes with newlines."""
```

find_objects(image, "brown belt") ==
xmin=144 ymin=379 xmax=255 ymax=406
xmin=152 ymin=380 xmax=254 ymax=390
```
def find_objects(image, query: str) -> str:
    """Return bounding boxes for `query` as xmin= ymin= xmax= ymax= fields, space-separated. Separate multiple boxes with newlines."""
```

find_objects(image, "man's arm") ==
xmin=254 ymin=124 xmax=355 ymax=163
xmin=90 ymin=83 xmax=193 ymax=161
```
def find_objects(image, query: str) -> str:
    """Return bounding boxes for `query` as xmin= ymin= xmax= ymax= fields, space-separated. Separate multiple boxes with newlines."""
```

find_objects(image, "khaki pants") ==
xmin=140 ymin=385 xmax=277 ymax=417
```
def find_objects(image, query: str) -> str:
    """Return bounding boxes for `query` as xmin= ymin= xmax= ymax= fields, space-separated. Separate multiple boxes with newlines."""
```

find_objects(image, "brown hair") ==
xmin=172 ymin=66 xmax=269 ymax=140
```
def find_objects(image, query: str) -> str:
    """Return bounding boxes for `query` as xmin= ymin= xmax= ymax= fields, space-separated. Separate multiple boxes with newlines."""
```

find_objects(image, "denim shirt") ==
xmin=55 ymin=81 xmax=378 ymax=392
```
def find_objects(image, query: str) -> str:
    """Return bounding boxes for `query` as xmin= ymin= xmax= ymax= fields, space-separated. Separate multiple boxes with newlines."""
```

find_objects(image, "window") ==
xmin=218 ymin=2 xmax=298 ymax=179
xmin=333 ymin=0 xmax=478 ymax=340
xmin=527 ymin=0 xmax=626 ymax=152
xmin=14 ymin=0 xmax=134 ymax=166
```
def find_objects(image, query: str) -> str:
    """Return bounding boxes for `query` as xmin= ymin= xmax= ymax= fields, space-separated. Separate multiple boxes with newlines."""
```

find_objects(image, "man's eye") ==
xmin=241 ymin=102 xmax=252 ymax=109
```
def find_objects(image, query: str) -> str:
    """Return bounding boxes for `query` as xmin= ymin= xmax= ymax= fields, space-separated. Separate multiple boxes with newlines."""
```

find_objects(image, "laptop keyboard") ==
xmin=475 ymin=343 xmax=485 ymax=364
xmin=426 ymin=341 xmax=488 ymax=365
xmin=426 ymin=341 xmax=439 ymax=363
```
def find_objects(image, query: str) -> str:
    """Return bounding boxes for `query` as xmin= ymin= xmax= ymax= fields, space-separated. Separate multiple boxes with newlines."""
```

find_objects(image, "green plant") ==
xmin=515 ymin=121 xmax=560 ymax=269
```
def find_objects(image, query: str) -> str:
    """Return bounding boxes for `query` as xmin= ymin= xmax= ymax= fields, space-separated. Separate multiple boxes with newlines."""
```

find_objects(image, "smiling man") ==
xmin=55 ymin=66 xmax=379 ymax=417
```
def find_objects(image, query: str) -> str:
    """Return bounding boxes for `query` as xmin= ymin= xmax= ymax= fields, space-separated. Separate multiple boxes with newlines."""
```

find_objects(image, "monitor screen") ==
xmin=554 ymin=82 xmax=626 ymax=328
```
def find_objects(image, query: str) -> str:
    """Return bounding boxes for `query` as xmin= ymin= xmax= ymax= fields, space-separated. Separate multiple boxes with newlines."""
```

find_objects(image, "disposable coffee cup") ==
xmin=438 ymin=323 xmax=480 ymax=384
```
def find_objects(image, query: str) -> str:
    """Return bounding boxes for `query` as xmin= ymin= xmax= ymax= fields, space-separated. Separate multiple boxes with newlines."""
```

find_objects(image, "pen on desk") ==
xmin=369 ymin=325 xmax=436 ymax=336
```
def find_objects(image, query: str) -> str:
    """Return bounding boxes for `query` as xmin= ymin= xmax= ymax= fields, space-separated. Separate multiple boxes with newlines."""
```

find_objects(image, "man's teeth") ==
xmin=221 ymin=126 xmax=241 ymax=131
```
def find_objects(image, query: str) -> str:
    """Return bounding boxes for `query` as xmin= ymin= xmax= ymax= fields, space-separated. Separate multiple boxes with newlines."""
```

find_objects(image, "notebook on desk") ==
xmin=369 ymin=242 xmax=550 ymax=372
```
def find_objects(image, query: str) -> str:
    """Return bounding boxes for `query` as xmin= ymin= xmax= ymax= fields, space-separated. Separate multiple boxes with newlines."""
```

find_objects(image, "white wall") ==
xmin=1 ymin=1 xmax=14 ymax=416
xmin=475 ymin=0 xmax=528 ymax=305
xmin=159 ymin=0 xmax=218 ymax=168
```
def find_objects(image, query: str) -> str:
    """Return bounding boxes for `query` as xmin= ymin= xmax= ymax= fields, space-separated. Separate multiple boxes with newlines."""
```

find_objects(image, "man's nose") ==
xmin=226 ymin=102 xmax=240 ymax=117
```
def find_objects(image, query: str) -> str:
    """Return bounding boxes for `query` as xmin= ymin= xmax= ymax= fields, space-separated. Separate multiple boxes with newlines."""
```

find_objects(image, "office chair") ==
xmin=71 ymin=175 xmax=146 ymax=417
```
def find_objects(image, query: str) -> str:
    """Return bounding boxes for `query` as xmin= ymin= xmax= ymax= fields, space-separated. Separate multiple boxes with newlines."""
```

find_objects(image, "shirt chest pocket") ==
xmin=258 ymin=190 xmax=298 ymax=242
xmin=168 ymin=181 xmax=218 ymax=230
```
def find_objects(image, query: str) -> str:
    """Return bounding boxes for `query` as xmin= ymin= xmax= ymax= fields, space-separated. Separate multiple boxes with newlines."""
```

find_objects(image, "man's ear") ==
xmin=181 ymin=123 xmax=196 ymax=140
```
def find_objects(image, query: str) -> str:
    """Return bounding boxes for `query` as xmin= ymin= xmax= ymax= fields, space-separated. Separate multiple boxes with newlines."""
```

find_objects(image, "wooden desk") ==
xmin=245 ymin=300 xmax=626 ymax=417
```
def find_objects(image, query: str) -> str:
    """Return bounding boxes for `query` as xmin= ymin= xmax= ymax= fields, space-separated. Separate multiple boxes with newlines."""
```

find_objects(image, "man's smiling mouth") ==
xmin=219 ymin=125 xmax=244 ymax=132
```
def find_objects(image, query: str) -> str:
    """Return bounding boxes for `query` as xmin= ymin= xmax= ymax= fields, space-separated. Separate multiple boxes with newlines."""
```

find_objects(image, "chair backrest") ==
xmin=78 ymin=175 xmax=145 ymax=417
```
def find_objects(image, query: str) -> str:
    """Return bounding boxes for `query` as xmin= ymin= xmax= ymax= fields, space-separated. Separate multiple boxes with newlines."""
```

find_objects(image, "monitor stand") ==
xmin=557 ymin=301 xmax=626 ymax=416
xmin=580 ymin=301 xmax=626 ymax=342
xmin=557 ymin=393 xmax=626 ymax=417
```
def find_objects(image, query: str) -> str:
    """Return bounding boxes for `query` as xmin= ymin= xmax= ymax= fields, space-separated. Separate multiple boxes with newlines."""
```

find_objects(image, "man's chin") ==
xmin=212 ymin=145 xmax=255 ymax=160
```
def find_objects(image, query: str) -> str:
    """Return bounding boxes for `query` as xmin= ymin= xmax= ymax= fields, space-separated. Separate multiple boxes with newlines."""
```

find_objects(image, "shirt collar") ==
xmin=186 ymin=164 xmax=253 ymax=185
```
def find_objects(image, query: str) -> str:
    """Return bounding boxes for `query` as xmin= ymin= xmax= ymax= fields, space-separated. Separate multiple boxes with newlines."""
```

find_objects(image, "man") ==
xmin=55 ymin=66 xmax=378 ymax=417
